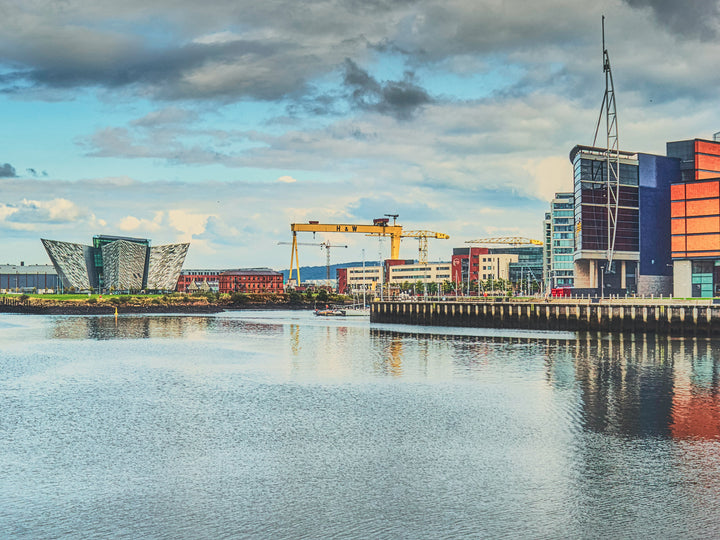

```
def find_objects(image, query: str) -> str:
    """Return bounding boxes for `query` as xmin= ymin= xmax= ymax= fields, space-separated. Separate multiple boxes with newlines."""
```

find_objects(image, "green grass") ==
xmin=0 ymin=293 xmax=166 ymax=301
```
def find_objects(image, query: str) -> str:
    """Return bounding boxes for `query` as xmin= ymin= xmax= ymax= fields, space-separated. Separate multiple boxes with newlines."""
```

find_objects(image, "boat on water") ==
xmin=343 ymin=305 xmax=370 ymax=316
xmin=314 ymin=307 xmax=347 ymax=317
xmin=314 ymin=303 xmax=370 ymax=317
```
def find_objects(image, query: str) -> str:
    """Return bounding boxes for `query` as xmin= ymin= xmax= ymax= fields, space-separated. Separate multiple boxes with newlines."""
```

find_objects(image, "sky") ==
xmin=2 ymin=0 xmax=720 ymax=271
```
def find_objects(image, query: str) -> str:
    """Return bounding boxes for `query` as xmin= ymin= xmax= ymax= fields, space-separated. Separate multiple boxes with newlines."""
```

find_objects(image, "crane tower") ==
xmin=592 ymin=15 xmax=621 ymax=271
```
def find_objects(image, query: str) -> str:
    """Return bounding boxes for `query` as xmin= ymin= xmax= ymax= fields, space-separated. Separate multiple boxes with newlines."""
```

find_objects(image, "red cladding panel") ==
xmin=686 ymin=198 xmax=719 ymax=217
xmin=687 ymin=234 xmax=720 ymax=252
xmin=697 ymin=156 xmax=720 ymax=175
xmin=686 ymin=216 xmax=720 ymax=234
xmin=687 ymin=251 xmax=720 ymax=257
xmin=671 ymin=236 xmax=686 ymax=253
xmin=671 ymin=201 xmax=686 ymax=217
xmin=686 ymin=181 xmax=719 ymax=200
xmin=696 ymin=140 xmax=720 ymax=156
xmin=671 ymin=219 xmax=686 ymax=235
xmin=670 ymin=184 xmax=686 ymax=201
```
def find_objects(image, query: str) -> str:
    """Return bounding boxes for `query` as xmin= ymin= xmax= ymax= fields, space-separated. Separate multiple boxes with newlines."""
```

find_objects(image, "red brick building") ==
xmin=177 ymin=268 xmax=284 ymax=293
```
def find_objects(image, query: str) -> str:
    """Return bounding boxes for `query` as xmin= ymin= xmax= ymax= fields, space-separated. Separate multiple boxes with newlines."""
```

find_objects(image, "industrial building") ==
xmin=42 ymin=235 xmax=189 ymax=292
xmin=0 ymin=263 xmax=59 ymax=293
xmin=177 ymin=268 xmax=283 ymax=294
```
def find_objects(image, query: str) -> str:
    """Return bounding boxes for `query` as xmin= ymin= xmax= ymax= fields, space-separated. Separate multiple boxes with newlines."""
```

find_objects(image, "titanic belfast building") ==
xmin=42 ymin=235 xmax=189 ymax=292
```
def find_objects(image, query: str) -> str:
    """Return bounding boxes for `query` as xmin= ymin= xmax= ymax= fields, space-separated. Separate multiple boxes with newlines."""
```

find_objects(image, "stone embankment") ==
xmin=371 ymin=299 xmax=720 ymax=335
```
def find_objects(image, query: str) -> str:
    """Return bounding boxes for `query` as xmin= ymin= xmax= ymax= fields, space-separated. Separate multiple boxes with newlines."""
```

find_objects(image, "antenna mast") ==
xmin=592 ymin=16 xmax=620 ymax=271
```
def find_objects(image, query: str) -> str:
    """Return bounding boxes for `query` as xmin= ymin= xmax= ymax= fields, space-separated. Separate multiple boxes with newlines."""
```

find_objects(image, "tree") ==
xmin=317 ymin=289 xmax=329 ymax=302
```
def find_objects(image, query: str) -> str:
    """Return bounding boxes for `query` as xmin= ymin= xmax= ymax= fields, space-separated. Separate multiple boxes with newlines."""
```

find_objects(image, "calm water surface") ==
xmin=2 ymin=310 xmax=720 ymax=539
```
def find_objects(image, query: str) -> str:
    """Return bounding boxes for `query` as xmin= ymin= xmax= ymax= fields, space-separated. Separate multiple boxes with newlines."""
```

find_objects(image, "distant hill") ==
xmin=280 ymin=261 xmax=381 ymax=282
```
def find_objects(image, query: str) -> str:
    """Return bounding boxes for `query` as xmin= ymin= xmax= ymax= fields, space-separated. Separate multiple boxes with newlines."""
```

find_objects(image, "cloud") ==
xmin=167 ymin=209 xmax=213 ymax=242
xmin=0 ymin=198 xmax=86 ymax=232
xmin=342 ymin=59 xmax=432 ymax=120
xmin=277 ymin=175 xmax=297 ymax=183
xmin=622 ymin=0 xmax=720 ymax=40
xmin=118 ymin=212 xmax=164 ymax=232
xmin=522 ymin=156 xmax=574 ymax=201
xmin=131 ymin=107 xmax=199 ymax=127
xmin=0 ymin=163 xmax=17 ymax=178
xmin=11 ymin=198 xmax=84 ymax=224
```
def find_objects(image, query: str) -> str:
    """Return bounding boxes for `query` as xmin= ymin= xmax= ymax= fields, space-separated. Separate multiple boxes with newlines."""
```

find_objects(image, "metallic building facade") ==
xmin=102 ymin=239 xmax=148 ymax=291
xmin=41 ymin=239 xmax=97 ymax=291
xmin=42 ymin=236 xmax=189 ymax=292
xmin=147 ymin=243 xmax=191 ymax=291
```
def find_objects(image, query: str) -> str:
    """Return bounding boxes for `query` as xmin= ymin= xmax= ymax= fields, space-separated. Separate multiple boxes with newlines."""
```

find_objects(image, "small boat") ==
xmin=314 ymin=307 xmax=347 ymax=317
xmin=343 ymin=304 xmax=370 ymax=316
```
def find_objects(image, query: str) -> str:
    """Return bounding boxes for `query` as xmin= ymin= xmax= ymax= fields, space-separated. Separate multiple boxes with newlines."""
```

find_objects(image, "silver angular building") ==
xmin=42 ymin=235 xmax=189 ymax=292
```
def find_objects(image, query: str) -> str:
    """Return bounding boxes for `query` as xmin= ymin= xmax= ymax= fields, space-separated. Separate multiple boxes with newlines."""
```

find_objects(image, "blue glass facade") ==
xmin=638 ymin=153 xmax=679 ymax=278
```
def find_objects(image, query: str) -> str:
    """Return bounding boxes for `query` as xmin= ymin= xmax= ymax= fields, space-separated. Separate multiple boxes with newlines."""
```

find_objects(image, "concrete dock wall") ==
xmin=370 ymin=300 xmax=720 ymax=335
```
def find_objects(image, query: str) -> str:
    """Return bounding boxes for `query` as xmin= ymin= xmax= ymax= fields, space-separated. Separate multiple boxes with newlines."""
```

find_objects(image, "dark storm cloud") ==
xmin=0 ymin=38 xmax=308 ymax=101
xmin=343 ymin=59 xmax=432 ymax=120
xmin=0 ymin=163 xmax=17 ymax=177
xmin=623 ymin=0 xmax=720 ymax=39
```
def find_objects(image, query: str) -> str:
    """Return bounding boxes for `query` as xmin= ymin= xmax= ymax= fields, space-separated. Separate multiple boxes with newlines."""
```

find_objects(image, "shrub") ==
xmin=230 ymin=292 xmax=249 ymax=304
xmin=87 ymin=297 xmax=97 ymax=305
xmin=288 ymin=291 xmax=302 ymax=304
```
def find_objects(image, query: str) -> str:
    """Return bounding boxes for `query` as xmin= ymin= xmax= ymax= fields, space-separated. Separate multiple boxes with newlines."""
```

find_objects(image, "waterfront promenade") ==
xmin=371 ymin=297 xmax=720 ymax=334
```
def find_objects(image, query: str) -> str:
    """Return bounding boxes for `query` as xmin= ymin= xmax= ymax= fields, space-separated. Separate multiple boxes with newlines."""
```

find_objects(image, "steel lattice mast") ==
xmin=592 ymin=15 xmax=620 ymax=271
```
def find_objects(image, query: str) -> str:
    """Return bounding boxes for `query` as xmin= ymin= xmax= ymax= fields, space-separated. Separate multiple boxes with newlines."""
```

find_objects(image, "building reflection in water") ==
xmin=370 ymin=328 xmax=720 ymax=440
xmin=545 ymin=333 xmax=720 ymax=440
xmin=48 ymin=315 xmax=214 ymax=340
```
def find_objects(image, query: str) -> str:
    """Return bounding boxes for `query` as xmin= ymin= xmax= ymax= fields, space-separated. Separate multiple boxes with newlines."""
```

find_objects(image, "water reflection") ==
xmin=48 ymin=315 xmax=216 ymax=340
xmin=48 ymin=315 xmax=286 ymax=341
xmin=541 ymin=333 xmax=720 ymax=441
xmin=6 ymin=313 xmax=720 ymax=538
xmin=369 ymin=328 xmax=720 ymax=441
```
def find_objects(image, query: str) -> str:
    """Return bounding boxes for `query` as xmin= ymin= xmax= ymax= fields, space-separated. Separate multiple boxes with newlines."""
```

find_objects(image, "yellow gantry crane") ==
xmin=367 ymin=229 xmax=451 ymax=264
xmin=288 ymin=218 xmax=402 ymax=285
xmin=288 ymin=217 xmax=450 ymax=284
xmin=402 ymin=230 xmax=450 ymax=264
xmin=465 ymin=236 xmax=543 ymax=246
xmin=278 ymin=241 xmax=348 ymax=281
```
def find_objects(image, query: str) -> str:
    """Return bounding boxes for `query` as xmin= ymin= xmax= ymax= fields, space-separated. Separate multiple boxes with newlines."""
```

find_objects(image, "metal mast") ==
xmin=593 ymin=16 xmax=620 ymax=270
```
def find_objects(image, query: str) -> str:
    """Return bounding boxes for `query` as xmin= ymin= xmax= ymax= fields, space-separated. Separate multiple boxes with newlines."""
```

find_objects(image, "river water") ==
xmin=2 ymin=310 xmax=720 ymax=539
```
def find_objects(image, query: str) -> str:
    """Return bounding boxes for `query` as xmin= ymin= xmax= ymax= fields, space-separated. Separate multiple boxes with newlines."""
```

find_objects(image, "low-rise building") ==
xmin=177 ymin=268 xmax=283 ymax=294
xmin=387 ymin=262 xmax=452 ymax=284
xmin=0 ymin=263 xmax=59 ymax=293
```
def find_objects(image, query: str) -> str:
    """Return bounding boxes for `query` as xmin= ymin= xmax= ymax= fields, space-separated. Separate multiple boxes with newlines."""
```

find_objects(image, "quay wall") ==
xmin=370 ymin=300 xmax=720 ymax=335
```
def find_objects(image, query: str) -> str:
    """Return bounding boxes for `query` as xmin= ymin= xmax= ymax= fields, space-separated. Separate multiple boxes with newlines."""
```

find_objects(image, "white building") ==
xmin=387 ymin=262 xmax=452 ymax=284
